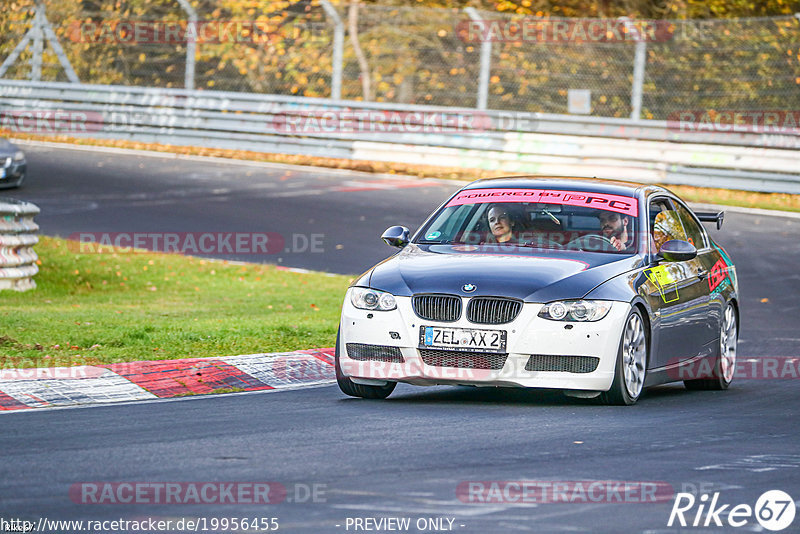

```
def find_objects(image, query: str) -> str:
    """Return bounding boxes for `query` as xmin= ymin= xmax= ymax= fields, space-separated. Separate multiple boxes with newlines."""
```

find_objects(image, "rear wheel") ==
xmin=600 ymin=308 xmax=648 ymax=406
xmin=335 ymin=331 xmax=396 ymax=399
xmin=684 ymin=302 xmax=737 ymax=391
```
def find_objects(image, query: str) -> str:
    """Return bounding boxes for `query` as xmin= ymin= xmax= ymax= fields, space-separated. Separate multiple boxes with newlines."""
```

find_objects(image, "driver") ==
xmin=487 ymin=204 xmax=517 ymax=243
xmin=598 ymin=211 xmax=633 ymax=252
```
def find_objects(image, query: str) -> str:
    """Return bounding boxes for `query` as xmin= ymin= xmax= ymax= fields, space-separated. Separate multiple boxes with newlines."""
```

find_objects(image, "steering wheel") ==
xmin=566 ymin=234 xmax=617 ymax=251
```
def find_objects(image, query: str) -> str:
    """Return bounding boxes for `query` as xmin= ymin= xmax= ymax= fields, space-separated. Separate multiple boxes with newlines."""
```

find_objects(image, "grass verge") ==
xmin=8 ymin=131 xmax=800 ymax=213
xmin=0 ymin=236 xmax=350 ymax=368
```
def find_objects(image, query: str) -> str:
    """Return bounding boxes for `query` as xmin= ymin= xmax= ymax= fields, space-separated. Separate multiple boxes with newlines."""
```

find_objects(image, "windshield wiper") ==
xmin=519 ymin=241 xmax=563 ymax=250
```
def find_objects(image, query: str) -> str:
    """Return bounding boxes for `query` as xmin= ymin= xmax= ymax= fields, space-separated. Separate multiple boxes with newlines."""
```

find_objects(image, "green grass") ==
xmin=0 ymin=237 xmax=351 ymax=368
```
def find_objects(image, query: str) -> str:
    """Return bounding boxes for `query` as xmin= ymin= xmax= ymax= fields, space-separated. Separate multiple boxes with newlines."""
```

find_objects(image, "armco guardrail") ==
xmin=1 ymin=80 xmax=800 ymax=194
xmin=0 ymin=197 xmax=39 ymax=292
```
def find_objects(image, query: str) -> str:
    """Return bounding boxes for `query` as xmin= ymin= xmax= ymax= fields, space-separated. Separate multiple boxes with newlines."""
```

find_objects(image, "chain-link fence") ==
xmin=2 ymin=1 xmax=799 ymax=119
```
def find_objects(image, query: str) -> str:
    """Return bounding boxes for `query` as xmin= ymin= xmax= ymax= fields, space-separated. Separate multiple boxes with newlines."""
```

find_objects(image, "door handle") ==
xmin=697 ymin=270 xmax=708 ymax=280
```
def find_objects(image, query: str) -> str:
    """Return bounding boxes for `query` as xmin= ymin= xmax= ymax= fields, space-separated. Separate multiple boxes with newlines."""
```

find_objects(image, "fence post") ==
xmin=621 ymin=17 xmax=646 ymax=121
xmin=630 ymin=40 xmax=646 ymax=121
xmin=30 ymin=3 xmax=45 ymax=81
xmin=321 ymin=0 xmax=344 ymax=100
xmin=465 ymin=7 xmax=491 ymax=110
xmin=177 ymin=0 xmax=197 ymax=90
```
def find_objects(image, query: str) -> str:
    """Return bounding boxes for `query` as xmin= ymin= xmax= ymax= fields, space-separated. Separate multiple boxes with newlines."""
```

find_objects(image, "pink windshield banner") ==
xmin=445 ymin=189 xmax=639 ymax=216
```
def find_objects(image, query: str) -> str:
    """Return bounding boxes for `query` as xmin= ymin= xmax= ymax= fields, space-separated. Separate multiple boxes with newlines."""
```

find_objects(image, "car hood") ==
xmin=366 ymin=244 xmax=641 ymax=302
xmin=0 ymin=139 xmax=15 ymax=154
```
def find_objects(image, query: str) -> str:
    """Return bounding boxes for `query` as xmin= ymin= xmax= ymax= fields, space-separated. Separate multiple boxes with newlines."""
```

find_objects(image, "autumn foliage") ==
xmin=2 ymin=0 xmax=799 ymax=118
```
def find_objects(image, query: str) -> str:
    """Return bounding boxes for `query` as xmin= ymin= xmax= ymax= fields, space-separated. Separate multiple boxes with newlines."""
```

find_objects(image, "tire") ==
xmin=335 ymin=330 xmax=396 ymax=399
xmin=684 ymin=302 xmax=737 ymax=391
xmin=600 ymin=308 xmax=648 ymax=406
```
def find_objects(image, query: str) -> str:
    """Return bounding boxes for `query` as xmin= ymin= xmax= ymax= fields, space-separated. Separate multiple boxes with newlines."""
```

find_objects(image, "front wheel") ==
xmin=600 ymin=308 xmax=648 ymax=406
xmin=335 ymin=331 xmax=396 ymax=399
xmin=684 ymin=302 xmax=737 ymax=391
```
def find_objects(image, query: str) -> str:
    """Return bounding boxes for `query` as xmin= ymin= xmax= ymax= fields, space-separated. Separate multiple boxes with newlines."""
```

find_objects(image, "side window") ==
xmin=649 ymin=200 xmax=669 ymax=235
xmin=651 ymin=200 xmax=687 ymax=252
xmin=673 ymin=202 xmax=706 ymax=249
xmin=649 ymin=199 xmax=678 ymax=253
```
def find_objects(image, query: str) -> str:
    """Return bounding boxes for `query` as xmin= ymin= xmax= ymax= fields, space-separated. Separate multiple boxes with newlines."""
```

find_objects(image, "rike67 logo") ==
xmin=668 ymin=490 xmax=795 ymax=531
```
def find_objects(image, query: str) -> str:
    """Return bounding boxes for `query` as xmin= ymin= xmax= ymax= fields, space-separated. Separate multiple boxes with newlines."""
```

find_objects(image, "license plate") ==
xmin=419 ymin=325 xmax=506 ymax=352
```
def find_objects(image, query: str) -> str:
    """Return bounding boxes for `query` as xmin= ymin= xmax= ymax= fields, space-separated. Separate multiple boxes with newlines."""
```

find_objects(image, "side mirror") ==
xmin=381 ymin=225 xmax=410 ymax=248
xmin=657 ymin=239 xmax=697 ymax=262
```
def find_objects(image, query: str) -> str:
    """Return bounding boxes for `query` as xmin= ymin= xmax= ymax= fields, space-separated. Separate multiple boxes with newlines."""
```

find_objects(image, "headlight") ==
xmin=350 ymin=287 xmax=397 ymax=311
xmin=538 ymin=300 xmax=611 ymax=322
xmin=13 ymin=151 xmax=25 ymax=162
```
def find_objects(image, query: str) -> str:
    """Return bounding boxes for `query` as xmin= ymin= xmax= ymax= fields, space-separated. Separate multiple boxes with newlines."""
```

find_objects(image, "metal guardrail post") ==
xmin=465 ymin=8 xmax=491 ymax=110
xmin=321 ymin=0 xmax=344 ymax=100
xmin=177 ymin=0 xmax=197 ymax=90
xmin=620 ymin=17 xmax=646 ymax=121
xmin=0 ymin=198 xmax=40 ymax=292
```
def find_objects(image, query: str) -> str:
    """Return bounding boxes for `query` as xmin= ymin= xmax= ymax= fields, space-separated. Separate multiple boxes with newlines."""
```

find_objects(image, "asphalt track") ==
xmin=2 ymin=142 xmax=800 ymax=533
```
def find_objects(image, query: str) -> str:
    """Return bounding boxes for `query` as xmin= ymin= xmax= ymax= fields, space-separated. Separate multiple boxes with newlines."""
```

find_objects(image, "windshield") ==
xmin=416 ymin=188 xmax=639 ymax=254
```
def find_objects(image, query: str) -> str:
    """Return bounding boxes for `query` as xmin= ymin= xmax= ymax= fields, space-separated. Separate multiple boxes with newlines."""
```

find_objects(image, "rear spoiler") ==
xmin=695 ymin=211 xmax=724 ymax=230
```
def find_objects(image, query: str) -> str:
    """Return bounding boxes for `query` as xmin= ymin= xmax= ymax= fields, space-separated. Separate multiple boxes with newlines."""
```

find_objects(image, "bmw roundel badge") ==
xmin=462 ymin=283 xmax=476 ymax=293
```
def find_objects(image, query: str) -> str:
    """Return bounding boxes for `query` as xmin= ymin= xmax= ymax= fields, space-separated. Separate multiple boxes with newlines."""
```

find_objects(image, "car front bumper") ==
xmin=0 ymin=158 xmax=26 ymax=188
xmin=338 ymin=295 xmax=631 ymax=392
